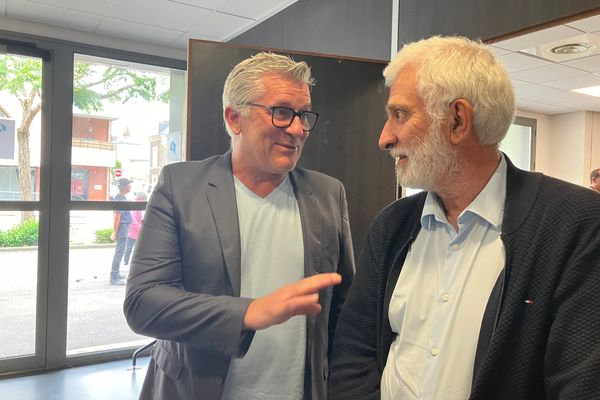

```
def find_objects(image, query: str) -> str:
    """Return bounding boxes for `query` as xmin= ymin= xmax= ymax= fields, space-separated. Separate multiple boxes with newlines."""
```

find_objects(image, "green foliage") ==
xmin=0 ymin=219 xmax=39 ymax=247
xmin=0 ymin=55 xmax=43 ymax=118
xmin=72 ymin=62 xmax=165 ymax=113
xmin=0 ymin=55 xmax=42 ymax=97
xmin=1 ymin=54 xmax=168 ymax=117
xmin=94 ymin=228 xmax=114 ymax=244
xmin=1 ymin=52 xmax=170 ymax=203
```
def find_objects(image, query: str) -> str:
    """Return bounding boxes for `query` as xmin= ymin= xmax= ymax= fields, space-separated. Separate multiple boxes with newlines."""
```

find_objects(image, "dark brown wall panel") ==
xmin=187 ymin=40 xmax=395 ymax=259
xmin=397 ymin=0 xmax=600 ymax=44
xmin=231 ymin=0 xmax=393 ymax=61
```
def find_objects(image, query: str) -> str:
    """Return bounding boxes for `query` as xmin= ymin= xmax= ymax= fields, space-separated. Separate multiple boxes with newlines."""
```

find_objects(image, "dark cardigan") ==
xmin=329 ymin=158 xmax=600 ymax=399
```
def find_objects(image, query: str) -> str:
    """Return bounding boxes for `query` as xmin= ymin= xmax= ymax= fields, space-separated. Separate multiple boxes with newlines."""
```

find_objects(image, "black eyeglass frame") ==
xmin=243 ymin=102 xmax=320 ymax=131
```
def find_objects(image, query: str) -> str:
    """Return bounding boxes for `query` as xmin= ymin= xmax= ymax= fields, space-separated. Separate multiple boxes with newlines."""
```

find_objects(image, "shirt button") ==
xmin=216 ymin=376 xmax=223 ymax=385
xmin=431 ymin=346 xmax=439 ymax=356
xmin=442 ymin=293 xmax=450 ymax=302
xmin=451 ymin=243 xmax=460 ymax=251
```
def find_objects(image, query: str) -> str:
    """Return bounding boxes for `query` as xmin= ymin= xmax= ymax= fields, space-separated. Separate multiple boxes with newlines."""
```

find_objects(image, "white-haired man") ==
xmin=125 ymin=52 xmax=355 ymax=400
xmin=329 ymin=36 xmax=600 ymax=399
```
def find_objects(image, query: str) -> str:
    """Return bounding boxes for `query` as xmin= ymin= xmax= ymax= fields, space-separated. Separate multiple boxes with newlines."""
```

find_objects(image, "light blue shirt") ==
xmin=381 ymin=155 xmax=507 ymax=400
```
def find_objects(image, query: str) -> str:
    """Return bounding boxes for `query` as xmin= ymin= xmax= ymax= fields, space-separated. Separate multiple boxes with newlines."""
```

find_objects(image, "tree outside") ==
xmin=0 ymin=53 xmax=168 ymax=223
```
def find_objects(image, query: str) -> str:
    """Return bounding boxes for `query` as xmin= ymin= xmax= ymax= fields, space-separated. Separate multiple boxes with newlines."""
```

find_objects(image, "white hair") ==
xmin=384 ymin=36 xmax=515 ymax=147
xmin=222 ymin=52 xmax=314 ymax=137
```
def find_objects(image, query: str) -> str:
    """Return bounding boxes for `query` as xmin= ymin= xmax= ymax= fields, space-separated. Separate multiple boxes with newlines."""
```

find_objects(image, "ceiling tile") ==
xmin=580 ymin=101 xmax=600 ymax=112
xmin=170 ymin=32 xmax=219 ymax=49
xmin=166 ymin=0 xmax=224 ymax=9
xmin=563 ymin=54 xmax=600 ymax=73
xmin=96 ymin=17 xmax=183 ymax=46
xmin=542 ymin=74 xmax=600 ymax=91
xmin=187 ymin=10 xmax=252 ymax=40
xmin=527 ymin=91 xmax=600 ymax=109
xmin=511 ymin=64 xmax=588 ymax=84
xmin=489 ymin=45 xmax=511 ymax=57
xmin=513 ymin=82 xmax=564 ymax=100
xmin=511 ymin=78 xmax=532 ymax=88
xmin=25 ymin=0 xmax=112 ymax=15
xmin=498 ymin=52 xmax=552 ymax=72
xmin=566 ymin=14 xmax=600 ymax=33
xmin=217 ymin=0 xmax=295 ymax=20
xmin=494 ymin=25 xmax=581 ymax=51
xmin=6 ymin=0 xmax=101 ymax=31
xmin=516 ymin=99 xmax=576 ymax=114
xmin=109 ymin=0 xmax=212 ymax=31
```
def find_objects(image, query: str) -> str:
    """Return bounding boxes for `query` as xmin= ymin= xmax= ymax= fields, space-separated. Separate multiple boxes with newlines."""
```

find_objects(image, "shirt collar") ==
xmin=421 ymin=155 xmax=507 ymax=230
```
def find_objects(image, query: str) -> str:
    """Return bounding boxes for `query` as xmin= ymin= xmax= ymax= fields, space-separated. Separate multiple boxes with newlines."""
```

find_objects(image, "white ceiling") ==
xmin=1 ymin=1 xmax=599 ymax=115
xmin=0 ymin=0 xmax=297 ymax=48
xmin=491 ymin=13 xmax=600 ymax=115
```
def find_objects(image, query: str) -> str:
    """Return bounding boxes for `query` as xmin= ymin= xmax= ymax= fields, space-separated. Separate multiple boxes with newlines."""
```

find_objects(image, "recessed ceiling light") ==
xmin=572 ymin=85 xmax=600 ymax=97
xmin=516 ymin=33 xmax=600 ymax=62
xmin=550 ymin=43 xmax=595 ymax=54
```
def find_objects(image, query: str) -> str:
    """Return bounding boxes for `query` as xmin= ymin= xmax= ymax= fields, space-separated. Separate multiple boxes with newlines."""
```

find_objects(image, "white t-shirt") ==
xmin=221 ymin=175 xmax=306 ymax=400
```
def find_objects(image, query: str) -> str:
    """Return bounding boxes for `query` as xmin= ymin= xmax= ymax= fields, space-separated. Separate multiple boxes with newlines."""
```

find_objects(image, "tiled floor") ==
xmin=0 ymin=357 xmax=149 ymax=400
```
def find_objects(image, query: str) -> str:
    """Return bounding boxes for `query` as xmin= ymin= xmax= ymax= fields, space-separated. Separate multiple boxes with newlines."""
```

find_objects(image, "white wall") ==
xmin=517 ymin=109 xmax=600 ymax=187
xmin=587 ymin=112 xmax=600 ymax=179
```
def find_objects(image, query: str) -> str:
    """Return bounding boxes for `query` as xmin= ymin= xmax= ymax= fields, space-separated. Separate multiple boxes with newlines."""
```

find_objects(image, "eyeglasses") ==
xmin=243 ymin=102 xmax=319 ymax=131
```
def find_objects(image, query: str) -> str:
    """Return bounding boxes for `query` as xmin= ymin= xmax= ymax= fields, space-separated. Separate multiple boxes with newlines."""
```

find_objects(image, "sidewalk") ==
xmin=0 ymin=245 xmax=150 ymax=359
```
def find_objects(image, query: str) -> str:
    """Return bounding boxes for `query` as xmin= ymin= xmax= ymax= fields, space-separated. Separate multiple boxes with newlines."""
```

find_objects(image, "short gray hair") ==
xmin=222 ymin=52 xmax=314 ymax=137
xmin=383 ymin=36 xmax=515 ymax=147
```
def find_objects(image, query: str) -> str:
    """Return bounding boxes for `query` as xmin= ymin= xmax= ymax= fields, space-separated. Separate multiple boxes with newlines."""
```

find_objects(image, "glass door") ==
xmin=66 ymin=54 xmax=185 ymax=360
xmin=0 ymin=45 xmax=49 ymax=373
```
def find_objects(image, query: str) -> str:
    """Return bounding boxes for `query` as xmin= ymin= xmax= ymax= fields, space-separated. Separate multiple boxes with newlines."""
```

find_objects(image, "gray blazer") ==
xmin=124 ymin=151 xmax=355 ymax=399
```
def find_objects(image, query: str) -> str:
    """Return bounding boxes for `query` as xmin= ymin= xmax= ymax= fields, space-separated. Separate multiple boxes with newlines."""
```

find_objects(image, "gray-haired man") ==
xmin=125 ymin=52 xmax=355 ymax=400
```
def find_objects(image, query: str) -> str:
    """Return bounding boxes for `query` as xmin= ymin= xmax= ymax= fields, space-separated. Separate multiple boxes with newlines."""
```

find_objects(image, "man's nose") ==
xmin=285 ymin=115 xmax=306 ymax=137
xmin=379 ymin=121 xmax=397 ymax=150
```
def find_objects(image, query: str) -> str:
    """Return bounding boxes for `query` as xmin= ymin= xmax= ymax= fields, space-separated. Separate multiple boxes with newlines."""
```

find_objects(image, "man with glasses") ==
xmin=124 ymin=52 xmax=355 ymax=400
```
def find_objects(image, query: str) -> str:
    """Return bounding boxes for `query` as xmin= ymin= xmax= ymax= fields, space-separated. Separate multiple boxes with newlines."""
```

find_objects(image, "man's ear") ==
xmin=448 ymin=98 xmax=473 ymax=145
xmin=224 ymin=106 xmax=242 ymax=135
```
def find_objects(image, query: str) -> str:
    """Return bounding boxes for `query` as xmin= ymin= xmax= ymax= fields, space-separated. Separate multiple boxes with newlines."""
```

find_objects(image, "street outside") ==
xmin=0 ymin=245 xmax=151 ymax=359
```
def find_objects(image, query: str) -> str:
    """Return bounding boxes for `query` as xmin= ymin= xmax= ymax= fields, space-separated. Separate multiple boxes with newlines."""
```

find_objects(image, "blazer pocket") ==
xmin=153 ymin=344 xmax=184 ymax=381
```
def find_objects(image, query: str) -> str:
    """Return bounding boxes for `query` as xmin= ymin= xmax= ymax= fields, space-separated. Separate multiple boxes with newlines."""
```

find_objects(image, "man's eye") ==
xmin=272 ymin=109 xmax=291 ymax=121
xmin=386 ymin=107 xmax=407 ymax=122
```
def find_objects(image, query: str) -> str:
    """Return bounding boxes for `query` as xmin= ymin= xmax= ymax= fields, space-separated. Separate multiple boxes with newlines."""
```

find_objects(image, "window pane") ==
xmin=0 ymin=212 xmax=39 ymax=358
xmin=67 ymin=210 xmax=149 ymax=355
xmin=500 ymin=123 xmax=533 ymax=171
xmin=71 ymin=54 xmax=186 ymax=202
xmin=0 ymin=54 xmax=42 ymax=202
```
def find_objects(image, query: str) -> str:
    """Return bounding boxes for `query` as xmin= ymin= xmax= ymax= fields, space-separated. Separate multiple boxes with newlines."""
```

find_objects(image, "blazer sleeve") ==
xmin=123 ymin=165 xmax=254 ymax=357
xmin=329 ymin=222 xmax=383 ymax=400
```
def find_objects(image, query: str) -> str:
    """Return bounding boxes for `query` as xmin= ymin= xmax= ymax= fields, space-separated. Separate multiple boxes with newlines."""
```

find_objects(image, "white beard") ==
xmin=390 ymin=123 xmax=456 ymax=192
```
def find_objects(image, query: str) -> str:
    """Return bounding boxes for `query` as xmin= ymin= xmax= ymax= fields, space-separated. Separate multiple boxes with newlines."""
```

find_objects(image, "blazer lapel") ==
xmin=290 ymin=170 xmax=322 ymax=276
xmin=206 ymin=152 xmax=242 ymax=296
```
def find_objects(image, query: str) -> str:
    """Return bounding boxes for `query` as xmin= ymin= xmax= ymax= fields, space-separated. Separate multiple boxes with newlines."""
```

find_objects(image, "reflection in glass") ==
xmin=67 ymin=210 xmax=149 ymax=355
xmin=0 ymin=213 xmax=38 ymax=359
xmin=0 ymin=54 xmax=43 ymax=203
xmin=71 ymin=54 xmax=186 ymax=202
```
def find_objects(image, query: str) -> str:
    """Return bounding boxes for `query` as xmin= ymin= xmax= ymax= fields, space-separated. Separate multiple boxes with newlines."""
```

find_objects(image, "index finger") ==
xmin=294 ymin=273 xmax=342 ymax=295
